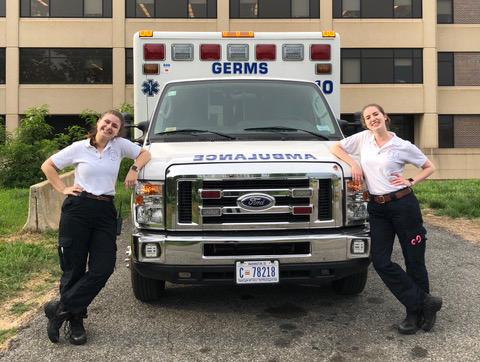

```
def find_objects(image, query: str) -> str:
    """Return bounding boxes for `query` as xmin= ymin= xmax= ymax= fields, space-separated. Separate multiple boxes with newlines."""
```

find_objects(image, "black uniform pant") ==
xmin=368 ymin=192 xmax=429 ymax=313
xmin=57 ymin=195 xmax=117 ymax=314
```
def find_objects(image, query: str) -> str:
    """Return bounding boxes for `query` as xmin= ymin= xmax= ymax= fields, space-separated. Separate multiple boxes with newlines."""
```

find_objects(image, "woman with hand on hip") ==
xmin=41 ymin=110 xmax=151 ymax=345
xmin=330 ymin=104 xmax=442 ymax=335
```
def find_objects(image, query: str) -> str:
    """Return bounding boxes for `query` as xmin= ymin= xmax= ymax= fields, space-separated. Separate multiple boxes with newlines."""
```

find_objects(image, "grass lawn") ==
xmin=0 ymin=188 xmax=30 ymax=235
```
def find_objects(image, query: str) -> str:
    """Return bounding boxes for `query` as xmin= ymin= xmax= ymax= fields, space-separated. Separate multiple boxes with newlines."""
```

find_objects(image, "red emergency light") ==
xmin=292 ymin=206 xmax=313 ymax=215
xmin=144 ymin=44 xmax=165 ymax=61
xmin=200 ymin=44 xmax=221 ymax=61
xmin=310 ymin=44 xmax=331 ymax=61
xmin=256 ymin=44 xmax=276 ymax=61
xmin=200 ymin=190 xmax=222 ymax=199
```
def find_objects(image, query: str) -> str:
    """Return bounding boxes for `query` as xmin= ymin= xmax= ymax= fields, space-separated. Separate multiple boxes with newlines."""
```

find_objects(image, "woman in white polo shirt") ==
xmin=41 ymin=110 xmax=151 ymax=345
xmin=331 ymin=104 xmax=442 ymax=335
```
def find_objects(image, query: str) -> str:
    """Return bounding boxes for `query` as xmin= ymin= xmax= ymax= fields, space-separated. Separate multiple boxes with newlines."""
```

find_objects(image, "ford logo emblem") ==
xmin=237 ymin=193 xmax=275 ymax=211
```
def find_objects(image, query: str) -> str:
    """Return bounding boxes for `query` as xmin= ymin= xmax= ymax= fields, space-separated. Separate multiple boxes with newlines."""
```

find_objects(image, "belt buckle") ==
xmin=377 ymin=195 xmax=386 ymax=204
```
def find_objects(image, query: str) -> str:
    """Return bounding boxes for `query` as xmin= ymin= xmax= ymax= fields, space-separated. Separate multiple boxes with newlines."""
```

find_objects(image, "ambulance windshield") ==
xmin=150 ymin=79 xmax=342 ymax=141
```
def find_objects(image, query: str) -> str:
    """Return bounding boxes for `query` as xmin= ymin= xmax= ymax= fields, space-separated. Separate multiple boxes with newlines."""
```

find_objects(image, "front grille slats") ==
xmin=203 ymin=197 xmax=310 ymax=207
xmin=178 ymin=181 xmax=193 ymax=223
xmin=204 ymin=242 xmax=310 ymax=256
xmin=203 ymin=179 xmax=309 ymax=189
xmin=318 ymin=179 xmax=332 ymax=220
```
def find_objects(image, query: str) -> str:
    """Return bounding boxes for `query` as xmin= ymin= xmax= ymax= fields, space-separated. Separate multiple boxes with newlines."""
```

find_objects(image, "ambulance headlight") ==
xmin=345 ymin=178 xmax=368 ymax=226
xmin=134 ymin=181 xmax=164 ymax=229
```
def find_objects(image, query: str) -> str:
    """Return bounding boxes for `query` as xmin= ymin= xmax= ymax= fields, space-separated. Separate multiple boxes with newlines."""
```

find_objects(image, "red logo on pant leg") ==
xmin=410 ymin=234 xmax=422 ymax=246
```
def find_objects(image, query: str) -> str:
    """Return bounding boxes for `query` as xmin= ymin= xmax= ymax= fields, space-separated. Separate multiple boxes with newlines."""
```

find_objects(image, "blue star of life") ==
xmin=142 ymin=80 xmax=159 ymax=97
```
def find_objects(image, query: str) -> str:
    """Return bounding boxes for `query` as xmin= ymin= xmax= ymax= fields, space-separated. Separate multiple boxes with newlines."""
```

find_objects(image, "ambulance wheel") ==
xmin=332 ymin=269 xmax=368 ymax=295
xmin=131 ymin=264 xmax=165 ymax=302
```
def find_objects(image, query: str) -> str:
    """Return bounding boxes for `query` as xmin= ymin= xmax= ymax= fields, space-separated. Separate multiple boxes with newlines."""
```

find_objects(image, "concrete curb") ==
xmin=22 ymin=171 xmax=75 ymax=232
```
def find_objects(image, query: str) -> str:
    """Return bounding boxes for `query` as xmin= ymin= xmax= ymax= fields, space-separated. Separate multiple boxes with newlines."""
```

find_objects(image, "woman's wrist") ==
xmin=408 ymin=178 xmax=415 ymax=187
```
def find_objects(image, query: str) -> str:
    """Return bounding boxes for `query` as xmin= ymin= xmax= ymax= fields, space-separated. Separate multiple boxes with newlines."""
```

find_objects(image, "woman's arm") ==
xmin=124 ymin=148 xmax=152 ymax=189
xmin=390 ymin=159 xmax=436 ymax=188
xmin=40 ymin=158 xmax=84 ymax=195
xmin=330 ymin=142 xmax=364 ymax=183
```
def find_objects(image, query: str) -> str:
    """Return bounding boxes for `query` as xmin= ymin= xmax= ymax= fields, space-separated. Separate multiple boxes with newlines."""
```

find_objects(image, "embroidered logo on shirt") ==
xmin=110 ymin=150 xmax=119 ymax=161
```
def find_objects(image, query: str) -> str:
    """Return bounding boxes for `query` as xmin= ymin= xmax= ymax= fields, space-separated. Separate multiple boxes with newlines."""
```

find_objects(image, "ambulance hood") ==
xmin=141 ymin=140 xmax=352 ymax=179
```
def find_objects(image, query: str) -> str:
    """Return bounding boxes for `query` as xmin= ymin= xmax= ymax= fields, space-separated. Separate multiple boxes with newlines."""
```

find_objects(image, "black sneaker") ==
xmin=44 ymin=301 xmax=71 ymax=343
xmin=398 ymin=311 xmax=419 ymax=335
xmin=65 ymin=313 xmax=88 ymax=345
xmin=421 ymin=294 xmax=442 ymax=332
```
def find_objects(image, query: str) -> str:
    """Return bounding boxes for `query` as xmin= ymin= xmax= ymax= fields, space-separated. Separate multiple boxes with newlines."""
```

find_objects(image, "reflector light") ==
xmin=310 ymin=44 xmax=331 ymax=61
xmin=200 ymin=190 xmax=222 ymax=199
xmin=139 ymin=183 xmax=162 ymax=195
xmin=282 ymin=44 xmax=304 ymax=61
xmin=143 ymin=44 xmax=165 ymax=60
xmin=135 ymin=195 xmax=144 ymax=205
xmin=200 ymin=44 xmax=221 ymax=61
xmin=222 ymin=31 xmax=254 ymax=38
xmin=315 ymin=63 xmax=332 ymax=74
xmin=256 ymin=44 xmax=276 ymax=61
xmin=322 ymin=31 xmax=336 ymax=38
xmin=292 ymin=206 xmax=313 ymax=215
xmin=227 ymin=44 xmax=249 ymax=61
xmin=143 ymin=64 xmax=159 ymax=74
xmin=172 ymin=44 xmax=194 ymax=61
xmin=139 ymin=30 xmax=153 ymax=37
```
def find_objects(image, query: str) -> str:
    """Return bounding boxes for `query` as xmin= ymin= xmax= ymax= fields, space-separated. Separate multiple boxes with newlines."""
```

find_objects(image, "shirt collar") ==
xmin=84 ymin=138 xmax=114 ymax=150
xmin=368 ymin=131 xmax=399 ymax=147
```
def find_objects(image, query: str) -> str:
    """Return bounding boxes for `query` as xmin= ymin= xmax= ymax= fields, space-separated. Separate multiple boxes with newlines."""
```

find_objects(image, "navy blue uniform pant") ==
xmin=368 ymin=192 xmax=429 ymax=312
xmin=57 ymin=195 xmax=117 ymax=314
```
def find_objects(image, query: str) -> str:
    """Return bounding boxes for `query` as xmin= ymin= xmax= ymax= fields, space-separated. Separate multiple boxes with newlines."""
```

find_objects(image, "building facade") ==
xmin=1 ymin=0 xmax=479 ymax=178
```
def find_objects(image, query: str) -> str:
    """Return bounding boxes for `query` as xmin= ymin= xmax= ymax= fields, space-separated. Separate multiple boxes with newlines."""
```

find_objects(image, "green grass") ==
xmin=9 ymin=302 xmax=37 ymax=316
xmin=414 ymin=179 xmax=480 ymax=219
xmin=0 ymin=188 xmax=30 ymax=235
xmin=0 ymin=235 xmax=59 ymax=303
xmin=0 ymin=328 xmax=17 ymax=345
xmin=115 ymin=181 xmax=133 ymax=218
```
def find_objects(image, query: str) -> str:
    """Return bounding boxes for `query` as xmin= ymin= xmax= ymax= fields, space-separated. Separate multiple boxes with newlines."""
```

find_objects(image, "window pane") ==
xmin=259 ymin=0 xmax=290 ymax=18
xmin=84 ymin=0 xmax=103 ymax=17
xmin=126 ymin=48 xmax=133 ymax=84
xmin=362 ymin=0 xmax=393 ymax=18
xmin=362 ymin=58 xmax=394 ymax=83
xmin=394 ymin=58 xmax=413 ymax=83
xmin=390 ymin=115 xmax=414 ymax=143
xmin=50 ymin=0 xmax=82 ymax=17
xmin=189 ymin=0 xmax=207 ymax=18
xmin=437 ymin=0 xmax=453 ymax=24
xmin=292 ymin=0 xmax=309 ymax=17
xmin=136 ymin=0 xmax=154 ymax=17
xmin=31 ymin=0 xmax=49 ymax=16
xmin=342 ymin=58 xmax=361 ymax=83
xmin=240 ymin=0 xmax=257 ymax=17
xmin=20 ymin=48 xmax=112 ymax=84
xmin=0 ymin=0 xmax=5 ymax=17
xmin=0 ymin=48 xmax=5 ymax=84
xmin=343 ymin=0 xmax=360 ymax=18
xmin=394 ymin=0 xmax=412 ymax=18
xmin=157 ymin=0 xmax=188 ymax=17
xmin=438 ymin=52 xmax=454 ymax=86
xmin=207 ymin=0 xmax=217 ymax=18
xmin=438 ymin=115 xmax=454 ymax=148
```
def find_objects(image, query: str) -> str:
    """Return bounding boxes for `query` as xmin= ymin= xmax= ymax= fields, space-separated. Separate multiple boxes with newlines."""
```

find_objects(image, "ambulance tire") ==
xmin=131 ymin=264 xmax=165 ymax=302
xmin=332 ymin=269 xmax=368 ymax=295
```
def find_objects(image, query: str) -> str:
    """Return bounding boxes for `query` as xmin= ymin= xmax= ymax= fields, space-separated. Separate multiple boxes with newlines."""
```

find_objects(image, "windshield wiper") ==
xmin=243 ymin=126 xmax=330 ymax=140
xmin=155 ymin=129 xmax=236 ymax=140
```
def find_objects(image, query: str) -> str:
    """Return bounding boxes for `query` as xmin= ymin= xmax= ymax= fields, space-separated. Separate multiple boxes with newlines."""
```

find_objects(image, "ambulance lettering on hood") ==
xmin=193 ymin=153 xmax=317 ymax=161
xmin=212 ymin=62 xmax=268 ymax=75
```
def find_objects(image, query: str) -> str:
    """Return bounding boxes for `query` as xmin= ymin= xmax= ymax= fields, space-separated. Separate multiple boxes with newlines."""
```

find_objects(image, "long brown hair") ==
xmin=360 ymin=103 xmax=391 ymax=129
xmin=88 ymin=110 xmax=125 ymax=146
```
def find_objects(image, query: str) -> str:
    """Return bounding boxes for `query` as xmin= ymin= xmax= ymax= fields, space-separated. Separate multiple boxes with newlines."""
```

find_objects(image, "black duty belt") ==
xmin=367 ymin=187 xmax=412 ymax=204
xmin=79 ymin=191 xmax=114 ymax=202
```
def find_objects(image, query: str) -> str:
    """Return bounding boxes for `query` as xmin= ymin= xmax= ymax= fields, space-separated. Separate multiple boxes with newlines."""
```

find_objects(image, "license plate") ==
xmin=236 ymin=260 xmax=279 ymax=284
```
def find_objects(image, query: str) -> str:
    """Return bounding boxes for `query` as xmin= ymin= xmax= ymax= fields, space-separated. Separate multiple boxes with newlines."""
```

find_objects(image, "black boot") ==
xmin=44 ymin=301 xmax=71 ymax=343
xmin=398 ymin=311 xmax=420 ymax=335
xmin=65 ymin=312 xmax=87 ymax=345
xmin=421 ymin=294 xmax=442 ymax=332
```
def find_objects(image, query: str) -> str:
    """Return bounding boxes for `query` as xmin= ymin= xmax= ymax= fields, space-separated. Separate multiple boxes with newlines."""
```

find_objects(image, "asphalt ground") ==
xmin=1 ymin=220 xmax=479 ymax=362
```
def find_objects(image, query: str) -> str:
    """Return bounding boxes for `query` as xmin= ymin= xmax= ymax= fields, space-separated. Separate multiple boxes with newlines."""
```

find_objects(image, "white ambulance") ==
xmin=129 ymin=31 xmax=370 ymax=302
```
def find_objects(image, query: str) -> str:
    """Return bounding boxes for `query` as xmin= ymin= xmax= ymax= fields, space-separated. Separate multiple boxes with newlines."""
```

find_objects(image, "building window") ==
xmin=126 ymin=0 xmax=217 ymax=18
xmin=341 ymin=48 xmax=423 ymax=84
xmin=438 ymin=115 xmax=454 ymax=148
xmin=126 ymin=48 xmax=133 ymax=84
xmin=43 ymin=115 xmax=91 ymax=137
xmin=0 ymin=0 xmax=5 ymax=17
xmin=437 ymin=0 xmax=453 ymax=23
xmin=20 ymin=48 xmax=112 ymax=84
xmin=20 ymin=0 xmax=112 ymax=18
xmin=230 ymin=0 xmax=320 ymax=18
xmin=333 ymin=0 xmax=422 ymax=18
xmin=438 ymin=52 xmax=454 ymax=86
xmin=0 ymin=48 xmax=5 ymax=84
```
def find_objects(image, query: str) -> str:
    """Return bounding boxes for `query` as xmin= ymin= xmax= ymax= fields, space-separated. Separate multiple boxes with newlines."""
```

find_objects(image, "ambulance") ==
xmin=129 ymin=31 xmax=370 ymax=302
